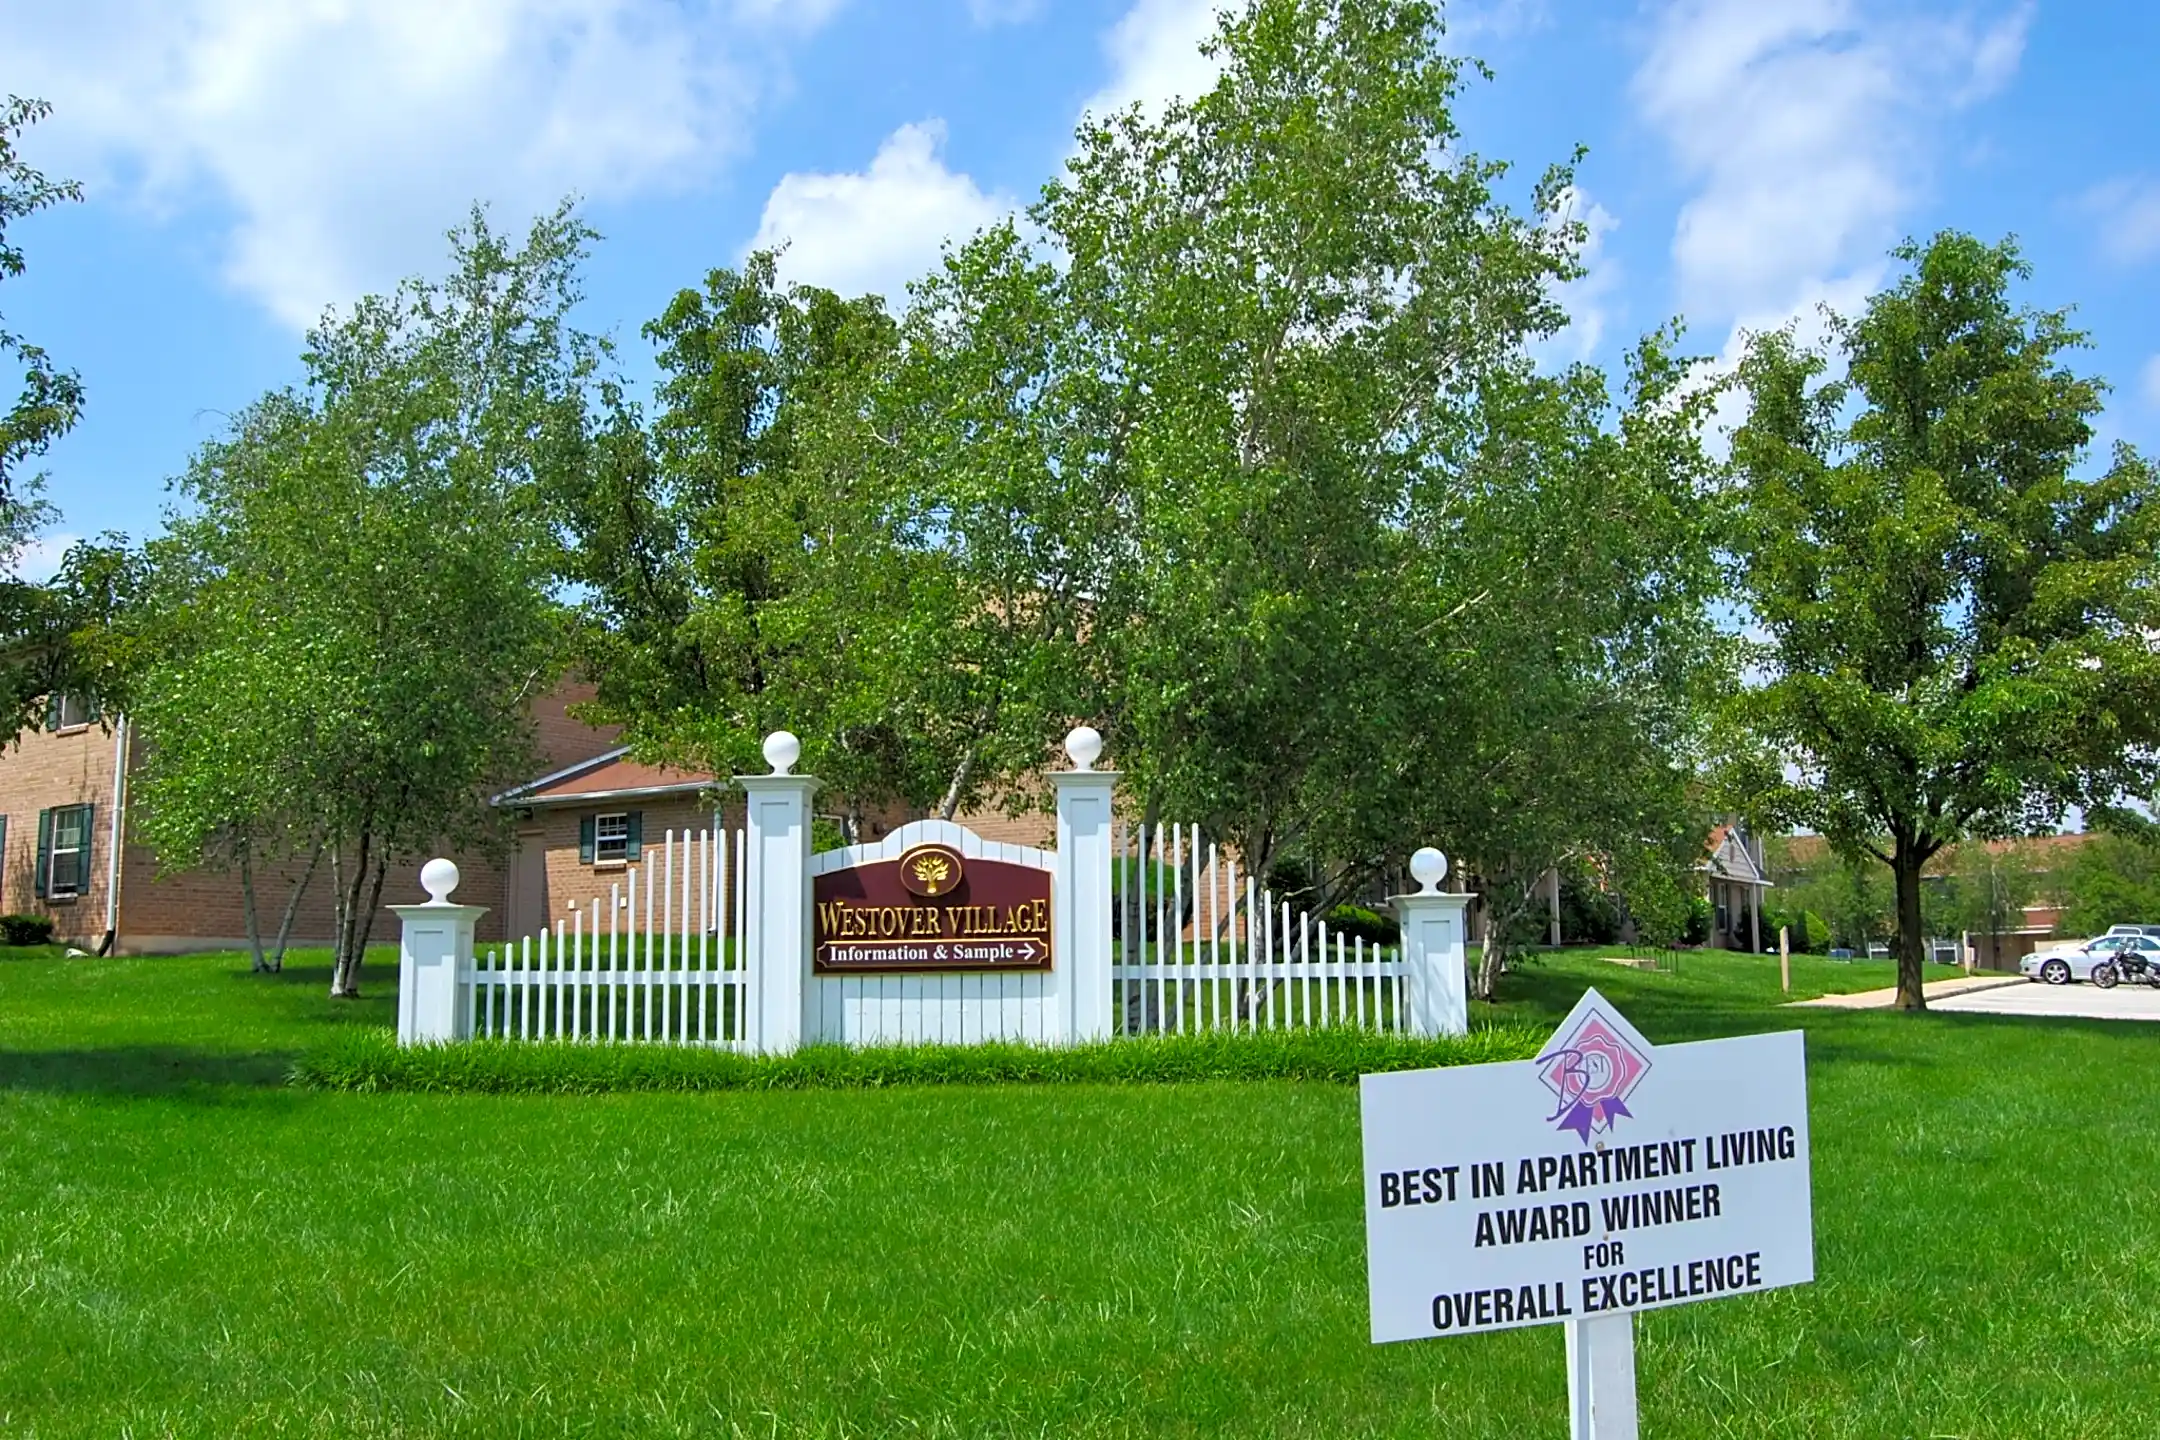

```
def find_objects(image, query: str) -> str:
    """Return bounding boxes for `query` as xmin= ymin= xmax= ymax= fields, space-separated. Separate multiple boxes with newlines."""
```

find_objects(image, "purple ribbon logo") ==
xmin=1537 ymin=1010 xmax=1650 ymax=1145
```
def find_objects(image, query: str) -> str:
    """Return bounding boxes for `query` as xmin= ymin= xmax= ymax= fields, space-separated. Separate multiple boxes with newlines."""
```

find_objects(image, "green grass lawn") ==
xmin=2 ymin=945 xmax=2154 ymax=1438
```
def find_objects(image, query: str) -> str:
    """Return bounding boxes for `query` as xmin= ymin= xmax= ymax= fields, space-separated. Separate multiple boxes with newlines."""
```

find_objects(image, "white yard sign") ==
xmin=1361 ymin=989 xmax=1814 ymax=1438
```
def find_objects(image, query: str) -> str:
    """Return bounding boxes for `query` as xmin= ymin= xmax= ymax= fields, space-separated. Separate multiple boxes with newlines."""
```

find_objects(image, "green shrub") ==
xmin=1682 ymin=894 xmax=1713 ymax=946
xmin=1323 ymin=904 xmax=1399 ymax=946
xmin=0 ymin=914 xmax=55 ymax=947
xmin=1558 ymin=874 xmax=1623 ymax=945
xmin=293 ymin=1024 xmax=1547 ymax=1096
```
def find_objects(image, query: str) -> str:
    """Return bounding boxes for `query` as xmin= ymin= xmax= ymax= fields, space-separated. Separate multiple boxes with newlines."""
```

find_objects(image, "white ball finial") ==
xmin=763 ymin=731 xmax=801 ymax=776
xmin=420 ymin=857 xmax=460 ymax=904
xmin=1409 ymin=847 xmax=1449 ymax=894
xmin=1065 ymin=725 xmax=1104 ymax=772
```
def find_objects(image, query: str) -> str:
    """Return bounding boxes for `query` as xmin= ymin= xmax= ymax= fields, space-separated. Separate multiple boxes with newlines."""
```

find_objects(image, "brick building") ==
xmin=0 ymin=683 xmax=1054 ymax=956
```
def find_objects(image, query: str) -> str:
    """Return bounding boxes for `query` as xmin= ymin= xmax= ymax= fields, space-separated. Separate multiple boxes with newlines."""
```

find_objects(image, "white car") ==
xmin=2023 ymin=934 xmax=2160 ymax=985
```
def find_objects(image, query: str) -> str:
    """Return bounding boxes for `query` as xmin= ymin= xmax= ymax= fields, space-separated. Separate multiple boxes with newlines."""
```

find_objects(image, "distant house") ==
xmin=1704 ymin=821 xmax=1771 ymax=952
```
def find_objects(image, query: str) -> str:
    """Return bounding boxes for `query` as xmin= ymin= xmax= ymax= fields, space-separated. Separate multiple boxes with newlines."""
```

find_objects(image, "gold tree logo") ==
xmin=899 ymin=845 xmax=963 ymax=897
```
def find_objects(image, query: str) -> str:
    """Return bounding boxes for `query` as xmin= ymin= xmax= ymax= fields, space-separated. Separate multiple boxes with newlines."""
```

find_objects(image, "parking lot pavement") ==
xmin=1930 ymin=981 xmax=2160 ymax=1022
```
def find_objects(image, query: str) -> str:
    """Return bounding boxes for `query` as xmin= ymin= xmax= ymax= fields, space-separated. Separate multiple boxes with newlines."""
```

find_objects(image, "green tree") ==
xmin=0 ymin=97 xmax=82 ymax=506
xmin=917 ymin=0 xmax=1718 ymax=959
xmin=554 ymin=257 xmax=991 ymax=828
xmin=131 ymin=208 xmax=586 ymax=994
xmin=1723 ymin=233 xmax=2160 ymax=1009
xmin=0 ymin=97 xmax=103 ymax=741
xmin=2054 ymin=834 xmax=2160 ymax=937
xmin=1039 ymin=0 xmax=1585 ymax=899
xmin=1940 ymin=839 xmax=2041 ymax=944
xmin=561 ymin=0 xmax=1719 ymax=953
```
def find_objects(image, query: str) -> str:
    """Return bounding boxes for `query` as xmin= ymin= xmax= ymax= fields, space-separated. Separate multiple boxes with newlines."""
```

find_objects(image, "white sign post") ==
xmin=1362 ymin=989 xmax=1813 ymax=1438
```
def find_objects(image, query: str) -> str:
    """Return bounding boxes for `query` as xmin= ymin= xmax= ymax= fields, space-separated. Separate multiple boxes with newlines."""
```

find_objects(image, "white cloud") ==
xmin=1536 ymin=186 xmax=1621 ymax=366
xmin=3 ymin=0 xmax=834 ymax=330
xmin=749 ymin=121 xmax=1014 ymax=304
xmin=1084 ymin=0 xmax=1226 ymax=121
xmin=2081 ymin=178 xmax=2160 ymax=267
xmin=1694 ymin=272 xmax=1881 ymax=455
xmin=1636 ymin=0 xmax=2030 ymax=450
xmin=5 ymin=533 xmax=82 ymax=585
xmin=2142 ymin=356 xmax=2160 ymax=412
xmin=1445 ymin=0 xmax=1552 ymax=44
xmin=1635 ymin=0 xmax=2031 ymax=327
xmin=965 ymin=0 xmax=1044 ymax=24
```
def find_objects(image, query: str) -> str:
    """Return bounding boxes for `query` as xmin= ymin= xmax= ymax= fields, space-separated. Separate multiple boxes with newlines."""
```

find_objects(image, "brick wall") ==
xmin=499 ymin=794 xmax=734 ymax=948
xmin=947 ymin=804 xmax=1056 ymax=850
xmin=532 ymin=680 xmax=620 ymax=770
xmin=0 ymin=718 xmax=125 ymax=945
xmin=111 ymin=679 xmax=621 ymax=955
xmin=118 ymin=826 xmax=518 ymax=954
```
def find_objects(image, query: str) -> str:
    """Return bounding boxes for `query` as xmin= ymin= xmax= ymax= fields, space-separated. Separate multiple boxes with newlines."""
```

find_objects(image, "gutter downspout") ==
xmin=101 ymin=715 xmax=127 ymax=955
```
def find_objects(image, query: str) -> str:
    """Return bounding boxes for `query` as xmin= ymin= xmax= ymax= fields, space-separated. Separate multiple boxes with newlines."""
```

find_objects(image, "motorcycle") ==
xmin=2091 ymin=949 xmax=2159 ymax=989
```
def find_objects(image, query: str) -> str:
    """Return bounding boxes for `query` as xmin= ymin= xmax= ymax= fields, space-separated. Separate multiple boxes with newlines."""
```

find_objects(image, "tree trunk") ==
xmin=331 ymin=832 xmax=373 ymax=999
xmin=329 ymin=842 xmax=346 ymax=984
xmin=1891 ymin=842 xmax=1928 ymax=1012
xmin=1473 ymin=934 xmax=1506 ymax=1003
xmin=937 ymin=744 xmax=977 ymax=822
xmin=239 ymin=840 xmax=270 ymax=974
xmin=272 ymin=842 xmax=325 ymax=972
xmin=333 ymin=856 xmax=389 ymax=998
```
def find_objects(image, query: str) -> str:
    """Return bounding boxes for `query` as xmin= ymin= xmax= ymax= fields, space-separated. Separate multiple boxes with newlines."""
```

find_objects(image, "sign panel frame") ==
xmin=812 ymin=841 xmax=1055 ymax=975
xmin=1361 ymin=988 xmax=1813 ymax=1346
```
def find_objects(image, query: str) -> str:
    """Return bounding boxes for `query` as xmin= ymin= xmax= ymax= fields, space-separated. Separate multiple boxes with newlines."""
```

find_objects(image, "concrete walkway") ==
xmin=1790 ymin=975 xmax=2026 ymax=1009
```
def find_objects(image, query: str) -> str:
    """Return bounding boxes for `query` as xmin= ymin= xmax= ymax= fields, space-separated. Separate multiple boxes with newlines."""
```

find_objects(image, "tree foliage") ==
xmin=549 ymin=0 xmax=1720 ymax=999
xmin=1723 ymin=232 xmax=2160 ymax=1009
xmin=127 ymin=208 xmax=585 ymax=991
xmin=2054 ymin=834 xmax=2160 ymax=937
xmin=0 ymin=96 xmax=82 ymax=506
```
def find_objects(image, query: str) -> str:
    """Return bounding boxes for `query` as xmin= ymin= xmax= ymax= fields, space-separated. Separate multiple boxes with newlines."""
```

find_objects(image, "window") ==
xmin=594 ymin=812 xmax=630 ymax=864
xmin=39 ymin=804 xmax=94 ymax=901
xmin=578 ymin=810 xmax=642 ymax=866
xmin=45 ymin=694 xmax=97 ymax=732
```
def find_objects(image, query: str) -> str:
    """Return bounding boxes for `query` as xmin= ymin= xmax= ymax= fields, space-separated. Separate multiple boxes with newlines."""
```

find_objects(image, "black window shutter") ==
xmin=34 ymin=809 xmax=52 ymax=899
xmin=78 ymin=804 xmax=94 ymax=896
xmin=578 ymin=815 xmax=596 ymax=863
xmin=44 ymin=695 xmax=61 ymax=732
xmin=0 ymin=815 xmax=9 ymax=908
xmin=626 ymin=811 xmax=644 ymax=860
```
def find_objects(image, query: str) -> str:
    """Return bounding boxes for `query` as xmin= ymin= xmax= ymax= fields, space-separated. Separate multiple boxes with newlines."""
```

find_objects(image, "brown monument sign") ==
xmin=813 ymin=843 xmax=1054 ymax=974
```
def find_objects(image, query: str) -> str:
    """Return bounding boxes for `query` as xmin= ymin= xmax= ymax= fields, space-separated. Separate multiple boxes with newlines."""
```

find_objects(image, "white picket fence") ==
xmin=466 ymin=820 xmax=1404 ymax=1046
xmin=400 ymin=728 xmax=1469 ymax=1052
xmin=1114 ymin=821 xmax=1407 ymax=1035
xmin=472 ymin=827 xmax=751 ymax=1046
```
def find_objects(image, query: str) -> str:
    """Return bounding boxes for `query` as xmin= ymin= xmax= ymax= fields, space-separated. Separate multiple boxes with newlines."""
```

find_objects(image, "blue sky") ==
xmin=6 ymin=0 xmax=2158 ymax=574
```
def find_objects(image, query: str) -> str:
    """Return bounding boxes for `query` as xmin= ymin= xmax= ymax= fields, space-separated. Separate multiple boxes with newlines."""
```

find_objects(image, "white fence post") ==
xmin=1393 ymin=847 xmax=1471 ymax=1038
xmin=1055 ymin=727 xmax=1118 ymax=1043
xmin=391 ymin=858 xmax=486 ymax=1046
xmin=739 ymin=732 xmax=819 ymax=1054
